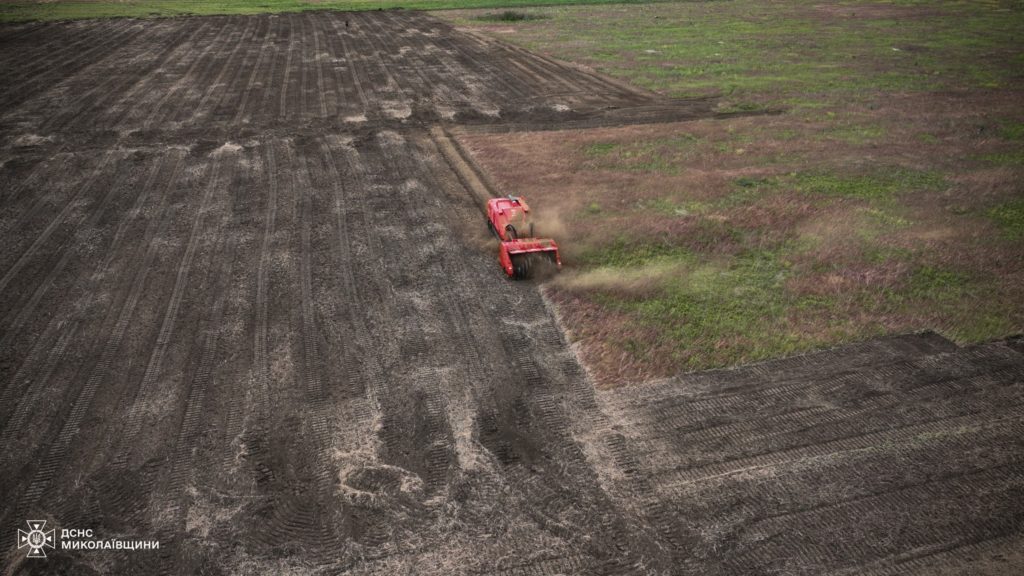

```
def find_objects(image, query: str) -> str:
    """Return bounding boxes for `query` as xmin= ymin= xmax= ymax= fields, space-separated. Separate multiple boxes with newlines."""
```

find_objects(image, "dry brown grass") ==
xmin=455 ymin=85 xmax=1024 ymax=386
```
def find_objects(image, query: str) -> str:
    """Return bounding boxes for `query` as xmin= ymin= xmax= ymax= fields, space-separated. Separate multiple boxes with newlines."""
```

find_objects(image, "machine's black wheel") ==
xmin=510 ymin=253 xmax=528 ymax=279
xmin=505 ymin=224 xmax=518 ymax=240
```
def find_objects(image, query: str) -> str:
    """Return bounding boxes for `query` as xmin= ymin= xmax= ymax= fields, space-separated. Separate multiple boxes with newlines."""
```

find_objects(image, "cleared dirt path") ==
xmin=0 ymin=11 xmax=1021 ymax=576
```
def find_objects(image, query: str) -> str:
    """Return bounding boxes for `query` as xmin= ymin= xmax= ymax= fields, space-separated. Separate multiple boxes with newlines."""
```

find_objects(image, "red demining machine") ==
xmin=486 ymin=196 xmax=562 ymax=279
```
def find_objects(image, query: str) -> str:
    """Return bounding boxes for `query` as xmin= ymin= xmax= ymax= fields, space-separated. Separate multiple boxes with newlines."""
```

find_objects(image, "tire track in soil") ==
xmin=0 ymin=153 xmax=172 ymax=452
xmin=0 ymin=19 xmax=128 ymax=94
xmin=642 ymin=354 xmax=1024 ymax=482
xmin=422 ymin=130 xmax=670 ymax=573
xmin=251 ymin=17 xmax=284 ymax=126
xmin=482 ymin=33 xmax=646 ymax=103
xmin=278 ymin=14 xmax=298 ymax=119
xmin=208 ymin=142 xmax=275 ymax=541
xmin=0 ymin=21 xmax=53 ymax=57
xmin=311 ymin=136 xmax=400 ymax=555
xmin=137 ymin=17 xmax=236 ymax=131
xmin=232 ymin=140 xmax=340 ymax=563
xmin=645 ymin=350 xmax=1023 ymax=447
xmin=0 ymin=148 xmax=68 ymax=237
xmin=412 ymin=14 xmax=529 ymax=105
xmin=723 ymin=463 xmax=1024 ymax=575
xmin=91 ymin=21 xmax=213 ymax=132
xmin=195 ymin=17 xmax=263 ymax=125
xmin=318 ymin=15 xmax=352 ymax=117
xmin=657 ymin=419 xmax=1024 ymax=562
xmin=232 ymin=16 xmax=277 ymax=126
xmin=849 ymin=532 xmax=1024 ymax=576
xmin=144 ymin=176 xmax=243 ymax=576
xmin=183 ymin=17 xmax=256 ymax=125
xmin=31 ymin=155 xmax=228 ymax=544
xmin=0 ymin=19 xmax=114 ymax=72
xmin=309 ymin=13 xmax=330 ymax=119
xmin=0 ymin=328 xmax=77 ymax=467
xmin=303 ymin=136 xmax=441 ymax=561
xmin=605 ymin=339 xmax=964 ymax=432
xmin=0 ymin=153 xmax=75 ymax=257
xmin=230 ymin=140 xmax=277 ymax=477
xmin=0 ymin=20 xmax=146 ymax=111
xmin=107 ymin=21 xmax=217 ymax=131
xmin=316 ymin=139 xmax=409 ymax=557
xmin=349 ymin=14 xmax=409 ymax=113
xmin=400 ymin=13 xmax=498 ymax=116
xmin=460 ymin=32 xmax=579 ymax=98
xmin=366 ymin=13 xmax=435 ymax=101
xmin=0 ymin=151 xmax=113 ymax=303
xmin=4 ymin=153 xmax=187 ymax=523
xmin=0 ymin=156 xmax=136 ymax=374
xmin=211 ymin=16 xmax=270 ymax=121
xmin=329 ymin=138 xmax=396 ymax=387
xmin=296 ymin=14 xmax=311 ymax=120
xmin=35 ymin=21 xmax=194 ymax=134
xmin=108 ymin=156 xmax=229 ymax=471
xmin=331 ymin=13 xmax=370 ymax=113
xmin=370 ymin=132 xmax=457 ymax=501
xmin=652 ymin=395 xmax=1024 ymax=490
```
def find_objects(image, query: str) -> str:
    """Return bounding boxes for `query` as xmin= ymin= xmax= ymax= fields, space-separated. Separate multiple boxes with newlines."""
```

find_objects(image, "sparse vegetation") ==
xmin=451 ymin=0 xmax=1024 ymax=384
xmin=989 ymin=199 xmax=1024 ymax=239
xmin=792 ymin=169 xmax=946 ymax=200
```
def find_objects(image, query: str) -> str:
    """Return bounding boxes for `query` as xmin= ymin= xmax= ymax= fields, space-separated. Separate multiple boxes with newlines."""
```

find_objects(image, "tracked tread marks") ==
xmin=0 ymin=151 xmax=113 ymax=301
xmin=110 ymin=156 xmax=230 ymax=469
xmin=599 ymin=335 xmax=1024 ymax=574
xmin=0 ymin=11 xmax=702 ymax=140
xmin=6 ymin=154 xmax=187 ymax=522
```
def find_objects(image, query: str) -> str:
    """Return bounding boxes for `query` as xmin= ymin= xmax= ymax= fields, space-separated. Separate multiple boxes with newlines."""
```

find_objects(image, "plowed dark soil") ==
xmin=1 ymin=11 xmax=1022 ymax=576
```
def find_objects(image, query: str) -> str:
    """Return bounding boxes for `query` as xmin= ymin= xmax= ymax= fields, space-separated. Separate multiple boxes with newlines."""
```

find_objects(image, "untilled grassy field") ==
xmin=445 ymin=0 xmax=1024 ymax=385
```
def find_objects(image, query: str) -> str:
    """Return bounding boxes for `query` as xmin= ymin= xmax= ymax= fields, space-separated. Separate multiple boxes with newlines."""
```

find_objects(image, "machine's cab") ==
xmin=487 ymin=196 xmax=534 ymax=241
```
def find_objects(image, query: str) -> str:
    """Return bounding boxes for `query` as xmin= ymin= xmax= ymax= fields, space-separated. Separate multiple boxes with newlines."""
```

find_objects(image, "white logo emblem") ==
xmin=18 ymin=520 xmax=55 ymax=558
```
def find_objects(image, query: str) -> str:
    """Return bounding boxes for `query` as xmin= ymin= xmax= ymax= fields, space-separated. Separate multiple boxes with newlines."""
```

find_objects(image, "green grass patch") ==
xmin=459 ymin=0 xmax=1024 ymax=107
xmin=989 ymin=198 xmax=1024 ymax=238
xmin=905 ymin=265 xmax=971 ymax=300
xmin=613 ymin=249 xmax=829 ymax=368
xmin=583 ymin=142 xmax=619 ymax=157
xmin=827 ymin=124 xmax=887 ymax=145
xmin=576 ymin=237 xmax=695 ymax=268
xmin=864 ymin=244 xmax=915 ymax=264
xmin=978 ymin=150 xmax=1024 ymax=166
xmin=999 ymin=122 xmax=1024 ymax=140
xmin=581 ymin=133 xmax=701 ymax=175
xmin=793 ymin=169 xmax=945 ymax=200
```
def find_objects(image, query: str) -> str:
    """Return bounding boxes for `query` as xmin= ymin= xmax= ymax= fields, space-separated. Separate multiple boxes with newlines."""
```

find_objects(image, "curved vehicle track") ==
xmin=1 ymin=11 xmax=1022 ymax=576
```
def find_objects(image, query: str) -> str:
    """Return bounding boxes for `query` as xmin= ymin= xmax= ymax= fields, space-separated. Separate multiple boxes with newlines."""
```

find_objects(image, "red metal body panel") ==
xmin=486 ymin=196 xmax=561 ymax=279
xmin=487 ymin=196 xmax=531 ymax=241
